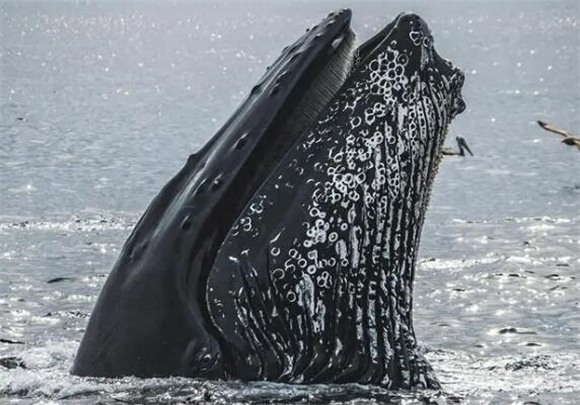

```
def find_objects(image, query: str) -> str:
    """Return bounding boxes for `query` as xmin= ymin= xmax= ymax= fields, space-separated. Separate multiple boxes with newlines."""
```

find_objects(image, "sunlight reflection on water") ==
xmin=1 ymin=1 xmax=579 ymax=404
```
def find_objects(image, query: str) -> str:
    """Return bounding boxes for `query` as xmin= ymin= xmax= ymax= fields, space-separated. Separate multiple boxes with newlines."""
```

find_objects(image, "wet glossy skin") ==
xmin=209 ymin=13 xmax=465 ymax=388
xmin=72 ymin=10 xmax=465 ymax=388
xmin=72 ymin=9 xmax=354 ymax=378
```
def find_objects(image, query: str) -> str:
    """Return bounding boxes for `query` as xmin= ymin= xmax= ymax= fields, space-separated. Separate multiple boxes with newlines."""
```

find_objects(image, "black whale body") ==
xmin=73 ymin=10 xmax=465 ymax=389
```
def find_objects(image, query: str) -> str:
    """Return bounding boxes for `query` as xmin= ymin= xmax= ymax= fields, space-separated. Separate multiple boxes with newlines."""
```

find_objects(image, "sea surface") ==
xmin=0 ymin=1 xmax=579 ymax=404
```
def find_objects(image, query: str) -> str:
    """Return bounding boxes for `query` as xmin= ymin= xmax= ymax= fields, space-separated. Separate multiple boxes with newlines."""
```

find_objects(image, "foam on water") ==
xmin=1 ymin=215 xmax=578 ymax=403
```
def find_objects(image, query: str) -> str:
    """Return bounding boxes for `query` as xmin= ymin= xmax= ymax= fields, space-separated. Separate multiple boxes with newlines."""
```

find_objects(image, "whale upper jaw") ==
xmin=72 ymin=9 xmax=358 ymax=379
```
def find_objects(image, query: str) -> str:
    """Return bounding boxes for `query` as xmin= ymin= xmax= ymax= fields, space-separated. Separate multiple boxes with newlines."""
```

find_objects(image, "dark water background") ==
xmin=1 ymin=1 xmax=579 ymax=404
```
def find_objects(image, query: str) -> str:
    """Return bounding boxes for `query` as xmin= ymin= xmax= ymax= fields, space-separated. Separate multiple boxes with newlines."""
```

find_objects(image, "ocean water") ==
xmin=0 ymin=1 xmax=579 ymax=404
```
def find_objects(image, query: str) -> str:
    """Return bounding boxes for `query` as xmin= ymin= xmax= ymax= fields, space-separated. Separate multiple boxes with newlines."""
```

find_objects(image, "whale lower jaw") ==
xmin=216 ymin=256 xmax=440 ymax=389
xmin=206 ymin=12 xmax=464 ymax=389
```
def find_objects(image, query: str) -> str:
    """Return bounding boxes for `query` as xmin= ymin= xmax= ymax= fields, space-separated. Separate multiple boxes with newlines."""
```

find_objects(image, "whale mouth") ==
xmin=213 ymin=10 xmax=466 ymax=251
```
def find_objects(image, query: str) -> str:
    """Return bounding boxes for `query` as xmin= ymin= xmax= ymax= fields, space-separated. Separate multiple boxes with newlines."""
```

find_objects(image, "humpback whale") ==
xmin=72 ymin=10 xmax=465 ymax=390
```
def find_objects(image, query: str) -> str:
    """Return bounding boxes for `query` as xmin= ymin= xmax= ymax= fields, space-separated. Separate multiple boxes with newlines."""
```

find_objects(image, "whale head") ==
xmin=73 ymin=10 xmax=465 ymax=389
